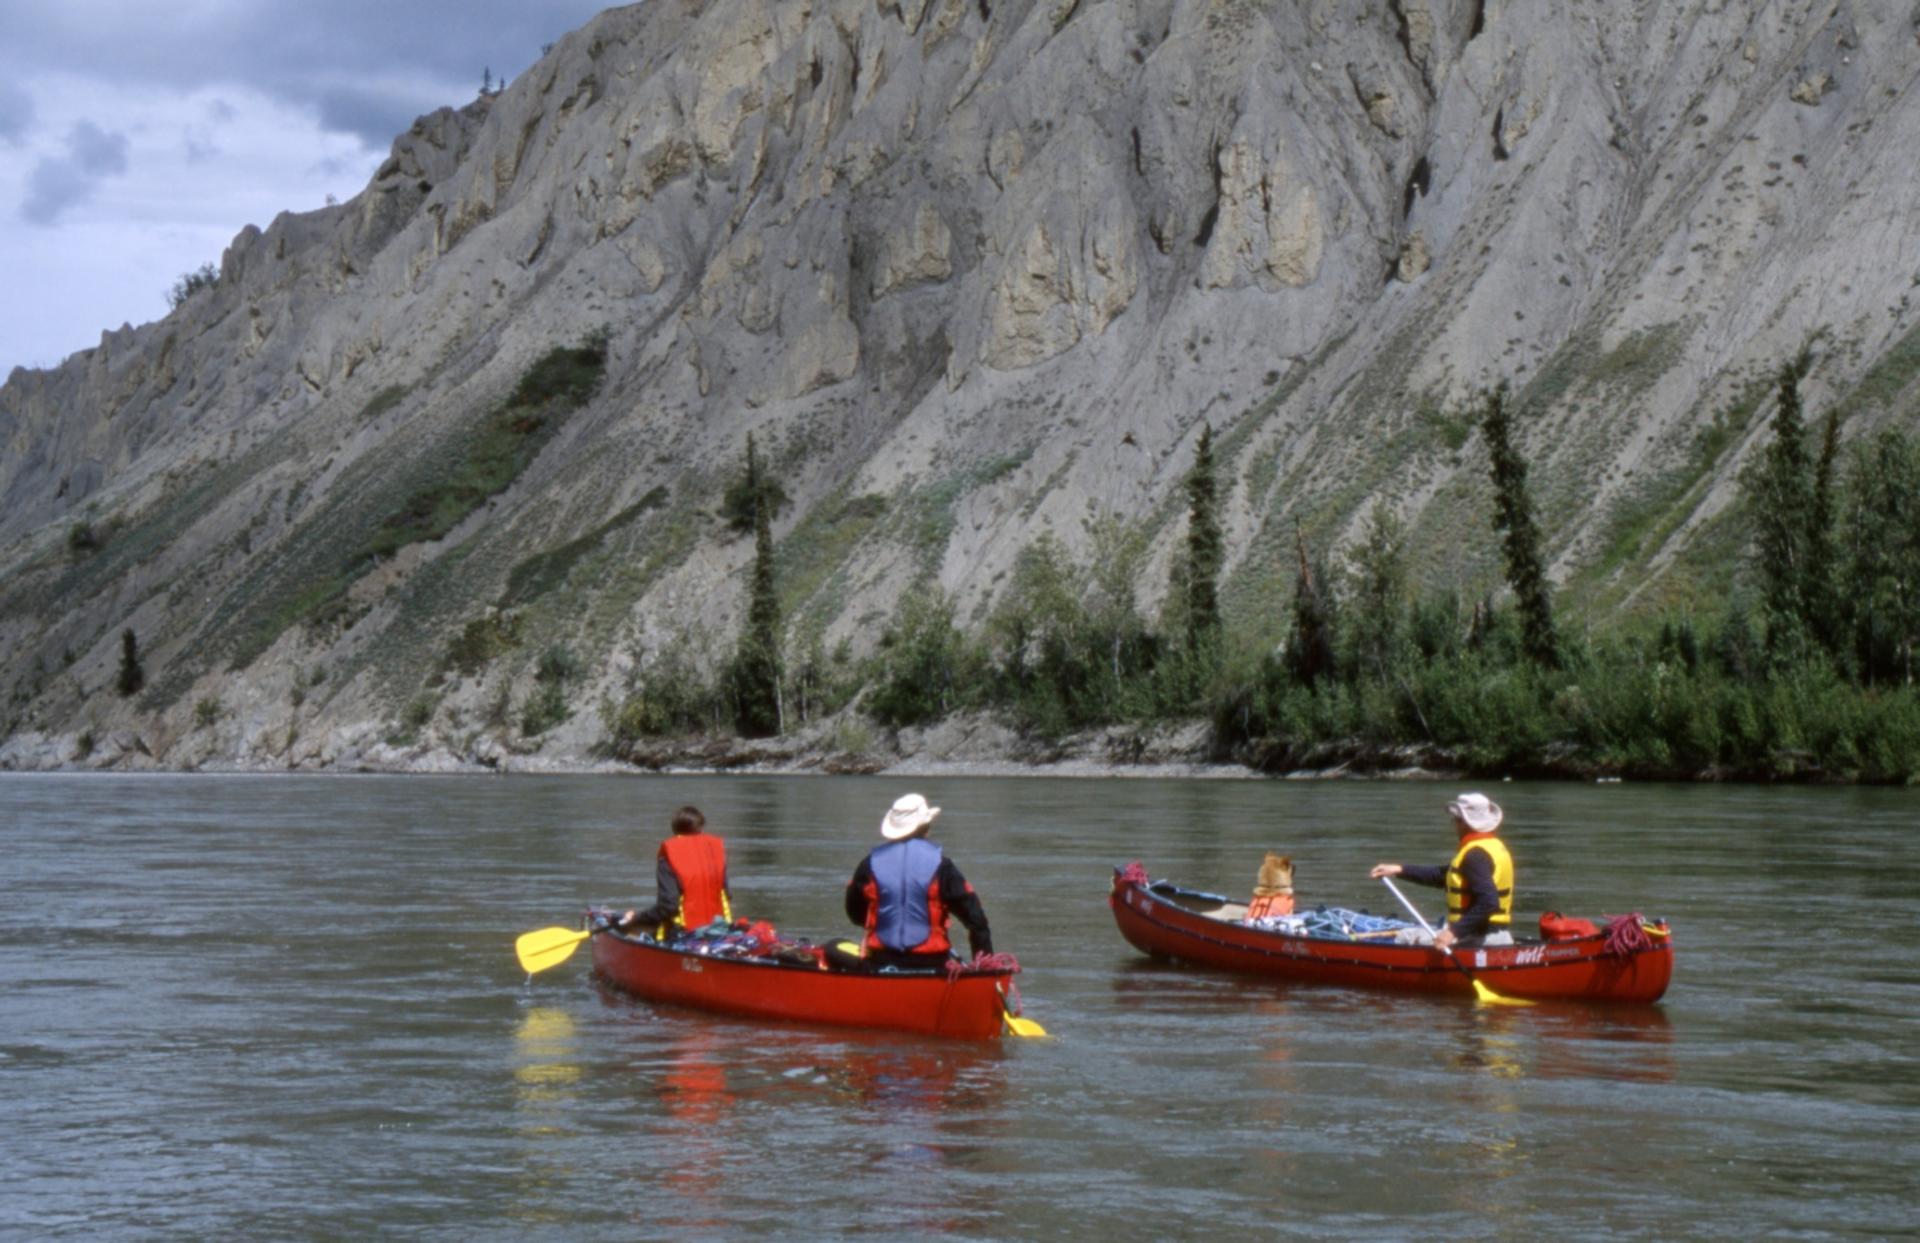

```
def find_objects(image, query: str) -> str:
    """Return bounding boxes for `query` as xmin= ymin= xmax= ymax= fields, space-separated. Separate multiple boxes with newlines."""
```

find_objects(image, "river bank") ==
xmin=0 ymin=714 xmax=1265 ymax=779
xmin=4 ymin=707 xmax=1878 ymax=783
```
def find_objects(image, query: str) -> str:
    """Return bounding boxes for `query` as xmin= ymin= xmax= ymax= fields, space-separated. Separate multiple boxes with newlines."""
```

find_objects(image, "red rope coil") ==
xmin=1603 ymin=912 xmax=1654 ymax=958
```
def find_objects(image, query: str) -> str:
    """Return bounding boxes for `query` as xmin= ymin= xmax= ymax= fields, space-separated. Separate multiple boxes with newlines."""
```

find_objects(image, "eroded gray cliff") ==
xmin=3 ymin=0 xmax=1918 ymax=769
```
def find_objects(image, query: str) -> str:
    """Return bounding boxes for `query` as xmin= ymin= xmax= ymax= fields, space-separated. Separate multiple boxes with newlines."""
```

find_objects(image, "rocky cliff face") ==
xmin=3 ymin=0 xmax=1918 ymax=769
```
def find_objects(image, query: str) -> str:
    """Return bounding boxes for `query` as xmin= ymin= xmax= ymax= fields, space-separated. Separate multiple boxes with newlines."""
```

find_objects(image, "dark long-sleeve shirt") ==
xmin=1402 ymin=846 xmax=1501 ymax=940
xmin=845 ymin=853 xmax=993 ymax=957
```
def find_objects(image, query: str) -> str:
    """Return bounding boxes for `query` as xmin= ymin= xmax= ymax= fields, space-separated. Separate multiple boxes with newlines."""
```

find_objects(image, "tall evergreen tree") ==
xmin=729 ymin=437 xmax=783 ymax=736
xmin=1344 ymin=501 xmax=1408 ymax=680
xmin=722 ymin=431 xmax=789 ymax=535
xmin=116 ymin=629 xmax=144 ymax=698
xmin=1748 ymin=356 xmax=1819 ymax=659
xmin=1182 ymin=423 xmax=1223 ymax=655
xmin=1842 ymin=429 xmax=1920 ymax=686
xmin=1286 ymin=529 xmax=1338 ymax=686
xmin=1807 ymin=404 xmax=1843 ymax=653
xmin=1479 ymin=384 xmax=1558 ymax=667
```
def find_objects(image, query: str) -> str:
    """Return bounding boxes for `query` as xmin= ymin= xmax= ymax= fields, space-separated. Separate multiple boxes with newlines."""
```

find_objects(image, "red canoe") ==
xmin=590 ymin=929 xmax=1021 ymax=1040
xmin=1110 ymin=867 xmax=1673 ymax=1004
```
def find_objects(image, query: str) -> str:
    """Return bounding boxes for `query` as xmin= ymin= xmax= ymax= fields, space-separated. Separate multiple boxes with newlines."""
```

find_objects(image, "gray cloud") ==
xmin=0 ymin=82 xmax=34 ymax=144
xmin=0 ymin=1 xmax=607 ymax=149
xmin=317 ymin=84 xmax=439 ymax=150
xmin=21 ymin=121 xmax=130 ymax=224
xmin=68 ymin=119 xmax=129 ymax=174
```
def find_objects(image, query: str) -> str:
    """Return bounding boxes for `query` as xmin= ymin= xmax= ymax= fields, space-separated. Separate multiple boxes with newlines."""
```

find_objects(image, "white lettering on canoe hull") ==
xmin=681 ymin=958 xmax=703 ymax=974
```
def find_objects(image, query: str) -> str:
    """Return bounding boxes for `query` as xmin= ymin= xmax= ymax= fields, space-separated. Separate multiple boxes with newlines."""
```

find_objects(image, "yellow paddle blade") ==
xmin=515 ymin=926 xmax=593 ymax=975
xmin=1471 ymin=977 xmax=1534 ymax=1007
xmin=1004 ymin=1011 xmax=1049 ymax=1038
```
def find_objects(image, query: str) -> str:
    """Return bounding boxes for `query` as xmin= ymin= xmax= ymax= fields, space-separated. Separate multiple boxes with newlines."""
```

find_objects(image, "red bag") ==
xmin=1540 ymin=911 xmax=1601 ymax=941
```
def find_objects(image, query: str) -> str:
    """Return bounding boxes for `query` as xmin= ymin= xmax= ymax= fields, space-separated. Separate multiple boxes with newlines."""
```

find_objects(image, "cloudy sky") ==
xmin=0 ymin=0 xmax=610 ymax=376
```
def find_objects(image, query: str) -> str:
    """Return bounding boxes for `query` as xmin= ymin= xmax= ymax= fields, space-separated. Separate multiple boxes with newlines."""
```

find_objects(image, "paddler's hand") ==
xmin=617 ymin=909 xmax=636 ymax=930
xmin=1369 ymin=863 xmax=1402 ymax=879
xmin=1432 ymin=926 xmax=1457 ymax=951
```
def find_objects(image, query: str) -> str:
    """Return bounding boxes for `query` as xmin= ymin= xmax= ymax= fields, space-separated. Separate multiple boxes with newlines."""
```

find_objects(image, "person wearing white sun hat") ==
xmin=842 ymin=793 xmax=994 ymax=971
xmin=1369 ymin=792 xmax=1516 ymax=949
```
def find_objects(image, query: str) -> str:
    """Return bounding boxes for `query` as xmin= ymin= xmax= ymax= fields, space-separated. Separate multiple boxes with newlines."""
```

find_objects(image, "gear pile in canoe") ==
xmin=516 ymin=909 xmax=1039 ymax=1040
xmin=1110 ymin=863 xmax=1673 ymax=1005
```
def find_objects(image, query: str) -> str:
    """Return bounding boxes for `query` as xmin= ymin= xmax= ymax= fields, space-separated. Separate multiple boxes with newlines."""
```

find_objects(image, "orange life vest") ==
xmin=661 ymin=833 xmax=731 ymax=930
xmin=1246 ymin=892 xmax=1295 ymax=919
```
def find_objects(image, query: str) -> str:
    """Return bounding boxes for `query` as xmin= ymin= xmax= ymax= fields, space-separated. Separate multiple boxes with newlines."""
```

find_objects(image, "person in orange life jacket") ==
xmin=843 ymin=793 xmax=992 ymax=971
xmin=1369 ymin=792 xmax=1516 ymax=950
xmin=616 ymin=805 xmax=731 ymax=939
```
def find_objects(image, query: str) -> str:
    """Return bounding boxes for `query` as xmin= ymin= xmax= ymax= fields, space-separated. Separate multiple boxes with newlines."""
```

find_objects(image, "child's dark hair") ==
xmin=670 ymin=805 xmax=706 ymax=834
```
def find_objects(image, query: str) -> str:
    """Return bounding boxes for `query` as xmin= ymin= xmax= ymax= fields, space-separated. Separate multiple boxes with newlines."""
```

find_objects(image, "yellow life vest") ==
xmin=1445 ymin=833 xmax=1514 ymax=927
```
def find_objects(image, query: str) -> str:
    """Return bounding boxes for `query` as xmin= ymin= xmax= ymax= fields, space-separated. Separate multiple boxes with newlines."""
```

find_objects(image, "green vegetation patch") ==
xmin=501 ymin=485 xmax=668 ymax=608
xmin=1523 ymin=321 xmax=1691 ymax=414
xmin=778 ymin=490 xmax=890 ymax=625
xmin=204 ymin=336 xmax=607 ymax=685
xmin=1838 ymin=317 xmax=1920 ymax=418
xmin=363 ymin=338 xmax=607 ymax=560
xmin=357 ymin=384 xmax=409 ymax=423
xmin=444 ymin=612 xmax=524 ymax=676
xmin=903 ymin=449 xmax=1034 ymax=573
xmin=1583 ymin=407 xmax=1745 ymax=589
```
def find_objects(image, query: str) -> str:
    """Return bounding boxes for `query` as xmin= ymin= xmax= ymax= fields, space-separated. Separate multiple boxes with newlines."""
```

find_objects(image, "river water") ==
xmin=1 ymin=773 xmax=1915 ymax=1239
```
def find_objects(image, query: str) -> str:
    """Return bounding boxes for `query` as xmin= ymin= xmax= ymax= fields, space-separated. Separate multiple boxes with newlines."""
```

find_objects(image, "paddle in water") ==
xmin=1379 ymin=877 xmax=1532 ymax=1006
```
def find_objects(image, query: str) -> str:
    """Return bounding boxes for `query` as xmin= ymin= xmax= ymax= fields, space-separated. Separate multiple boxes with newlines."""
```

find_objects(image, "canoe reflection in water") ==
xmin=1112 ymin=957 xmax=1677 ymax=1087
xmin=590 ymin=977 xmax=1011 ymax=1237
xmin=787 ymin=1033 xmax=1010 ymax=1235
xmin=653 ymin=1027 xmax=736 ymax=1234
xmin=1470 ymin=1001 xmax=1676 ymax=1085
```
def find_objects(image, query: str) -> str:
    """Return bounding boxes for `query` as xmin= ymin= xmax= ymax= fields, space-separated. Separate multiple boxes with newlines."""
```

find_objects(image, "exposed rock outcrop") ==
xmin=3 ymin=0 xmax=1918 ymax=770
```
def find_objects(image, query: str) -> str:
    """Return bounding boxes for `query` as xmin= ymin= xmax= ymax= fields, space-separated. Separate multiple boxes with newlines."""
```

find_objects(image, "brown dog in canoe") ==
xmin=1246 ymin=852 xmax=1295 ymax=920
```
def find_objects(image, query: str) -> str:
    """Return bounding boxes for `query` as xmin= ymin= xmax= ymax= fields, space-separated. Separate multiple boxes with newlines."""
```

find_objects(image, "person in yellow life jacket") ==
xmin=842 ymin=793 xmax=993 ymax=972
xmin=1369 ymin=792 xmax=1515 ymax=950
xmin=616 ymin=805 xmax=731 ymax=940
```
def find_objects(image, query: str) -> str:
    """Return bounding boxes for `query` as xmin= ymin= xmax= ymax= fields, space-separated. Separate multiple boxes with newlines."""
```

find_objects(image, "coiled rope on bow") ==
xmin=1602 ymin=912 xmax=1668 ymax=958
xmin=947 ymin=951 xmax=1029 ymax=1020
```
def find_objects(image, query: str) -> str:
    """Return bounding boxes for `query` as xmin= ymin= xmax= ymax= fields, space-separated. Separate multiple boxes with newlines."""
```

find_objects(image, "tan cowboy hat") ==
xmin=1447 ymin=792 xmax=1503 ymax=832
xmin=881 ymin=793 xmax=941 ymax=840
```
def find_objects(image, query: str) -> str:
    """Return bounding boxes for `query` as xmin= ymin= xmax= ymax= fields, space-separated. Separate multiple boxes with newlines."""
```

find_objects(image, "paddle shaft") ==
xmin=1380 ymin=876 xmax=1487 ymax=981
xmin=1380 ymin=876 xmax=1531 ymax=1006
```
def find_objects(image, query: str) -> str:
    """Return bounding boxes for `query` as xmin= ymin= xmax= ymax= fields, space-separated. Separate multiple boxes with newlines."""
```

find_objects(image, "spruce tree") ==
xmin=1479 ymin=385 xmax=1558 ymax=667
xmin=1344 ymin=501 xmax=1408 ymax=680
xmin=729 ymin=437 xmax=783 ymax=737
xmin=116 ymin=629 xmax=144 ymax=698
xmin=1286 ymin=529 xmax=1338 ymax=686
xmin=1182 ymin=423 xmax=1223 ymax=655
xmin=1749 ymin=357 xmax=1817 ymax=658
xmin=1842 ymin=429 xmax=1920 ymax=686
xmin=722 ymin=431 xmax=789 ymax=535
xmin=1807 ymin=404 xmax=1843 ymax=654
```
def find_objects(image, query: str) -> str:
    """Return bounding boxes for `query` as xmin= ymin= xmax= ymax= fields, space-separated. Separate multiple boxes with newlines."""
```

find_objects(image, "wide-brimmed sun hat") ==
xmin=881 ymin=793 xmax=941 ymax=840
xmin=1447 ymin=792 xmax=1503 ymax=832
